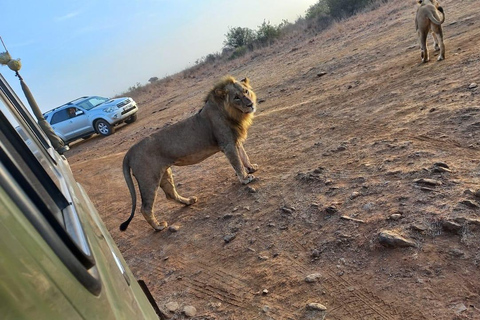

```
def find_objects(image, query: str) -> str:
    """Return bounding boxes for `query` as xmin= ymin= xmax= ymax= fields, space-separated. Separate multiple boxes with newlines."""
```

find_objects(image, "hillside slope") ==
xmin=69 ymin=0 xmax=480 ymax=319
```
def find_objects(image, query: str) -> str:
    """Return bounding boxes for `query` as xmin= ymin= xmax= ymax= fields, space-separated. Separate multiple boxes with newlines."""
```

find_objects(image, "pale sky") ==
xmin=1 ymin=0 xmax=316 ymax=112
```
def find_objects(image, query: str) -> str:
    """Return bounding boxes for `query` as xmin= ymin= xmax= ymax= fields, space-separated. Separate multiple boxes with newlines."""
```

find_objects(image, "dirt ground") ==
xmin=68 ymin=1 xmax=480 ymax=319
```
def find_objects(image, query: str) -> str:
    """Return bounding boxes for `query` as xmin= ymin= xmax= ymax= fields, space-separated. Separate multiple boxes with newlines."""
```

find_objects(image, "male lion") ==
xmin=120 ymin=76 xmax=258 ymax=231
xmin=415 ymin=0 xmax=445 ymax=62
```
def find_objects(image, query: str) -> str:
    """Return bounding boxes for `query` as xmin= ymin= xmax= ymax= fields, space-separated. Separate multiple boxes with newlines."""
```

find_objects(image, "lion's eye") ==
xmin=244 ymin=89 xmax=249 ymax=95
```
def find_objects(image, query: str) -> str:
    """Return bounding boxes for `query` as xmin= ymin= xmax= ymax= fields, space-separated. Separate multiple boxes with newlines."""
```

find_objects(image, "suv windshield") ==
xmin=76 ymin=96 xmax=109 ymax=110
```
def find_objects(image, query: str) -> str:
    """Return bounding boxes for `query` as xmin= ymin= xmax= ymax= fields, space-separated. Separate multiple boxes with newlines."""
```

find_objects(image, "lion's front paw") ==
xmin=247 ymin=164 xmax=259 ymax=174
xmin=153 ymin=221 xmax=168 ymax=231
xmin=240 ymin=174 xmax=256 ymax=185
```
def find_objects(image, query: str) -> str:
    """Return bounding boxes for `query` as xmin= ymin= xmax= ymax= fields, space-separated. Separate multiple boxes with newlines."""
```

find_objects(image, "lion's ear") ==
xmin=240 ymin=77 xmax=250 ymax=86
xmin=214 ymin=88 xmax=227 ymax=98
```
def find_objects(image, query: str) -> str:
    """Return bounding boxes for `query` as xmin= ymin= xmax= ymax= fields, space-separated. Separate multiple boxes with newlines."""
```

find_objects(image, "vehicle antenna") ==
xmin=0 ymin=36 xmax=7 ymax=52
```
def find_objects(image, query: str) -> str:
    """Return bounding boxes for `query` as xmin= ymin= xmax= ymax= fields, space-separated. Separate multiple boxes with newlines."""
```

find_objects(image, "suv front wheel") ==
xmin=95 ymin=119 xmax=114 ymax=136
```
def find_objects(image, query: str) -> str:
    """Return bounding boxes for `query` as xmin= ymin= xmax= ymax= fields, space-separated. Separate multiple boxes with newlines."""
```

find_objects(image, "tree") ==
xmin=223 ymin=27 xmax=255 ymax=49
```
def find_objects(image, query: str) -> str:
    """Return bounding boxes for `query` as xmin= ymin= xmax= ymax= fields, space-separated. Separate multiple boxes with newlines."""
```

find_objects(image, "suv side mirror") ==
xmin=76 ymin=110 xmax=84 ymax=116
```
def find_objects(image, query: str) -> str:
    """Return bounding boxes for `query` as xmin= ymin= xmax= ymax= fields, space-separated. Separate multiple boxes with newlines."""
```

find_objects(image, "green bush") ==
xmin=224 ymin=27 xmax=255 ymax=49
xmin=326 ymin=0 xmax=373 ymax=19
xmin=256 ymin=20 xmax=282 ymax=46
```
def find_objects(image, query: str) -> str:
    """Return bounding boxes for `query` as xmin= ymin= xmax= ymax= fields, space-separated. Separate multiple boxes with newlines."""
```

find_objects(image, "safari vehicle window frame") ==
xmin=0 ymin=74 xmax=50 ymax=151
xmin=0 ymin=73 xmax=101 ymax=295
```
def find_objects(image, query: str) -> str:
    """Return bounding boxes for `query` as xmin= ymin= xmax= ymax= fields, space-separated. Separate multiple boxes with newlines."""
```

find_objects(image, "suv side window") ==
xmin=51 ymin=108 xmax=70 ymax=124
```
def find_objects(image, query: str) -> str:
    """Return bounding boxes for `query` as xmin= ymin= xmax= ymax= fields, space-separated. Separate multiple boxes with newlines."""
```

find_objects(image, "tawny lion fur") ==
xmin=120 ymin=76 xmax=258 ymax=231
xmin=415 ymin=0 xmax=445 ymax=62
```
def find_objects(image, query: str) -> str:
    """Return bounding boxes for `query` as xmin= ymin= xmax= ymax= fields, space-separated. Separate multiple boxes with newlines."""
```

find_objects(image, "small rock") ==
xmin=325 ymin=205 xmax=338 ymax=214
xmin=281 ymin=206 xmax=295 ymax=214
xmin=410 ymin=224 xmax=427 ymax=232
xmin=223 ymin=234 xmax=236 ymax=243
xmin=305 ymin=273 xmax=322 ymax=283
xmin=246 ymin=186 xmax=257 ymax=193
xmin=459 ymin=199 xmax=480 ymax=208
xmin=311 ymin=249 xmax=321 ymax=259
xmin=168 ymin=225 xmax=180 ymax=232
xmin=350 ymin=191 xmax=361 ymax=199
xmin=468 ymin=82 xmax=478 ymax=89
xmin=474 ymin=189 xmax=480 ymax=198
xmin=262 ymin=289 xmax=269 ymax=295
xmin=442 ymin=220 xmax=462 ymax=233
xmin=433 ymin=162 xmax=449 ymax=169
xmin=389 ymin=213 xmax=402 ymax=221
xmin=165 ymin=301 xmax=179 ymax=312
xmin=317 ymin=72 xmax=327 ymax=77
xmin=306 ymin=302 xmax=327 ymax=311
xmin=414 ymin=178 xmax=442 ymax=186
xmin=183 ymin=305 xmax=197 ymax=317
xmin=449 ymin=248 xmax=465 ymax=258
xmin=378 ymin=230 xmax=416 ymax=248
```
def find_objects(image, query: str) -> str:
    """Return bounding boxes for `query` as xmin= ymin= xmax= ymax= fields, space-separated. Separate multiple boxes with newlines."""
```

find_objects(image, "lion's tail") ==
xmin=428 ymin=6 xmax=445 ymax=25
xmin=119 ymin=153 xmax=137 ymax=231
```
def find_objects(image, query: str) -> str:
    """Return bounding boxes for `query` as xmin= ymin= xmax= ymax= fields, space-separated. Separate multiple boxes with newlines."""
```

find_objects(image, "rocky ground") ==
xmin=68 ymin=0 xmax=480 ymax=318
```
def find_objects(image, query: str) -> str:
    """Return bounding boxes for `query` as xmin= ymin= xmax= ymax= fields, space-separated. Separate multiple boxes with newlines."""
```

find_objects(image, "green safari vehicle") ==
xmin=0 ymin=72 xmax=163 ymax=319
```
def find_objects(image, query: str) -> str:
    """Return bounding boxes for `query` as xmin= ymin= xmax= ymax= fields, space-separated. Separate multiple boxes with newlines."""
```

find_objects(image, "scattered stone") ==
xmin=468 ymin=82 xmax=478 ymax=89
xmin=311 ymin=249 xmax=322 ymax=259
xmin=262 ymin=305 xmax=270 ymax=313
xmin=350 ymin=191 xmax=361 ymax=199
xmin=432 ymin=164 xmax=451 ymax=173
xmin=281 ymin=206 xmax=296 ymax=214
xmin=258 ymin=255 xmax=269 ymax=261
xmin=410 ymin=224 xmax=427 ymax=232
xmin=434 ymin=162 xmax=449 ymax=169
xmin=165 ymin=301 xmax=179 ymax=313
xmin=452 ymin=302 xmax=467 ymax=315
xmin=223 ymin=213 xmax=234 ymax=219
xmin=183 ymin=305 xmax=197 ymax=317
xmin=414 ymin=178 xmax=442 ymax=186
xmin=326 ymin=205 xmax=338 ymax=214
xmin=389 ymin=213 xmax=402 ymax=221
xmin=168 ymin=225 xmax=180 ymax=232
xmin=246 ymin=186 xmax=257 ymax=193
xmin=306 ymin=302 xmax=327 ymax=311
xmin=340 ymin=215 xmax=365 ymax=223
xmin=474 ymin=189 xmax=480 ymax=198
xmin=449 ymin=248 xmax=465 ymax=258
xmin=459 ymin=199 xmax=480 ymax=208
xmin=378 ymin=230 xmax=416 ymax=248
xmin=305 ymin=273 xmax=322 ymax=283
xmin=420 ymin=187 xmax=436 ymax=192
xmin=257 ymin=98 xmax=266 ymax=104
xmin=317 ymin=72 xmax=327 ymax=77
xmin=262 ymin=289 xmax=269 ymax=295
xmin=442 ymin=220 xmax=462 ymax=233
xmin=223 ymin=234 xmax=236 ymax=243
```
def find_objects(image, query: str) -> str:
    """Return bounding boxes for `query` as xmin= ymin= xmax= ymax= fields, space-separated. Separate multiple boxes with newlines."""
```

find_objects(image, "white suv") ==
xmin=43 ymin=95 xmax=138 ymax=145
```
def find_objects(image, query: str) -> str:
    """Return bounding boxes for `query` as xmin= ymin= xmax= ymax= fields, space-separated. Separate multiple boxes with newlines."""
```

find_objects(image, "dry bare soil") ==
xmin=68 ymin=1 xmax=480 ymax=319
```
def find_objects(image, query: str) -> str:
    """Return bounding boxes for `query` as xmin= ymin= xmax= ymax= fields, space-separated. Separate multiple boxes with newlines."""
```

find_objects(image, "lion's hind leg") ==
xmin=136 ymin=168 xmax=168 ymax=231
xmin=432 ymin=25 xmax=445 ymax=61
xmin=419 ymin=29 xmax=429 ymax=63
xmin=160 ymin=167 xmax=198 ymax=205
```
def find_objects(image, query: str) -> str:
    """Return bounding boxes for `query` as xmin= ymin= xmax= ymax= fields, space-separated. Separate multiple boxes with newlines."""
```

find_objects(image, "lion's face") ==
xmin=225 ymin=78 xmax=256 ymax=114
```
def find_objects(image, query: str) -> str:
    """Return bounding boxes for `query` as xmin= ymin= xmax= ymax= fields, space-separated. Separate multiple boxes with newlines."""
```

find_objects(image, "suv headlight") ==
xmin=103 ymin=106 xmax=116 ymax=113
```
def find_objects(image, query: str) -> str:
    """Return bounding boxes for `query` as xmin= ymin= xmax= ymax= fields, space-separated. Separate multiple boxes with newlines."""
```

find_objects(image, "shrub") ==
xmin=224 ymin=27 xmax=255 ymax=49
